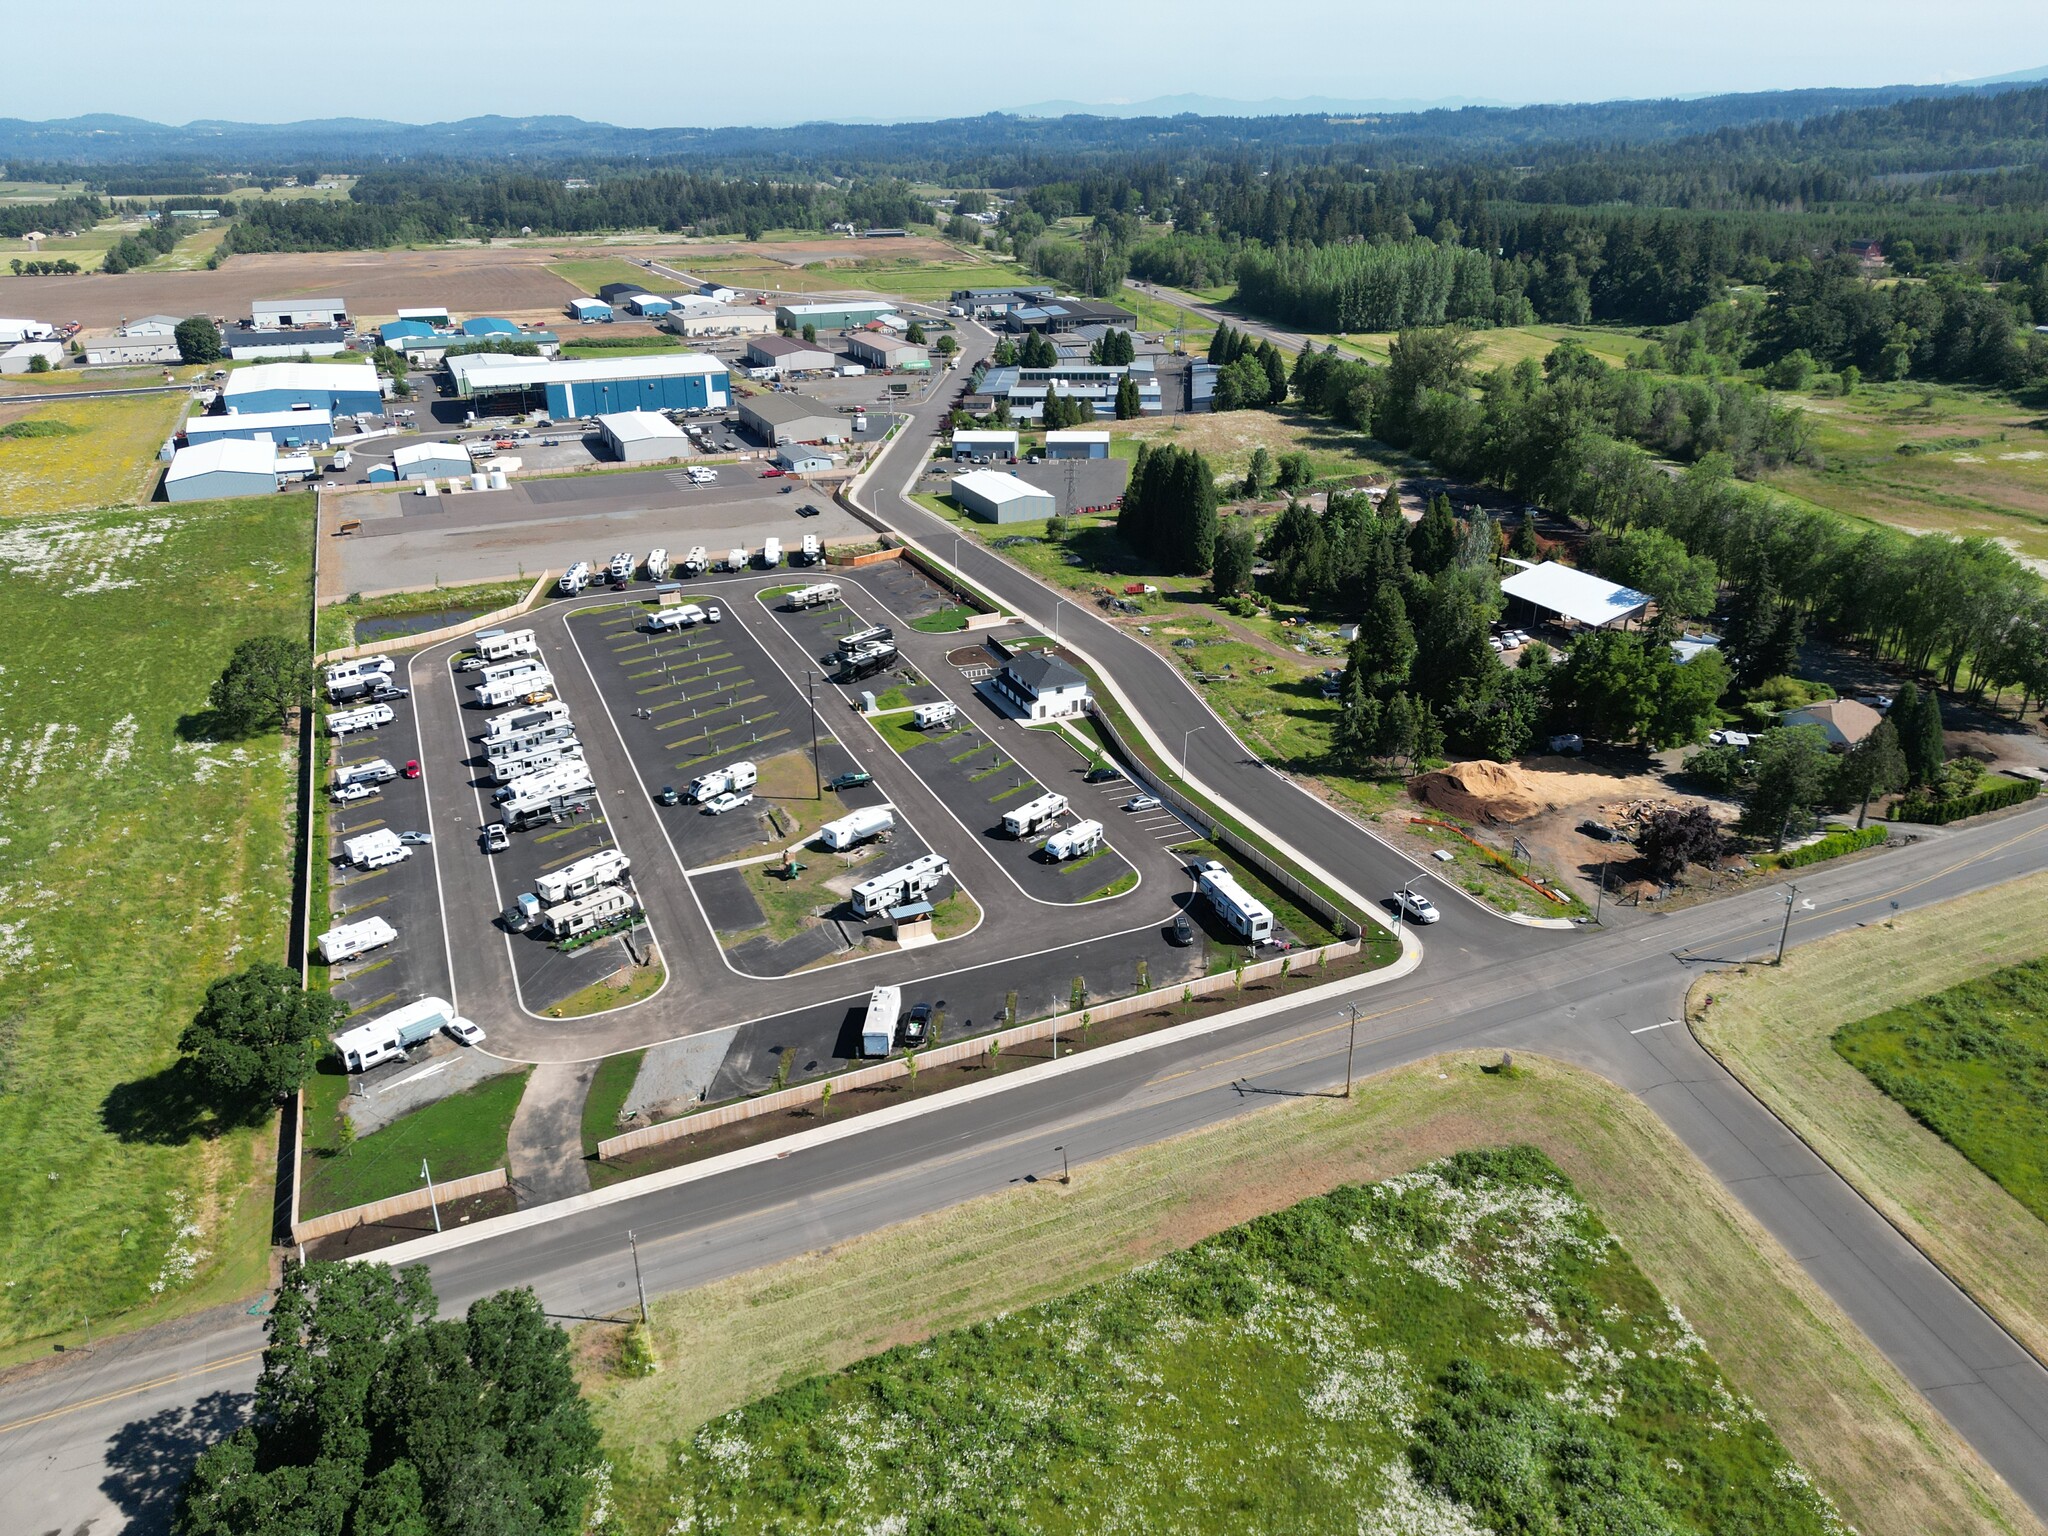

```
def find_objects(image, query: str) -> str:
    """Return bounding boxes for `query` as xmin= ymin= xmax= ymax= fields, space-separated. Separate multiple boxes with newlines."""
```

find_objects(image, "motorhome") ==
xmin=332 ymin=996 xmax=456 ymax=1073
xmin=342 ymin=828 xmax=409 ymax=870
xmin=472 ymin=656 xmax=546 ymax=691
xmin=535 ymin=847 xmax=631 ymax=905
xmin=759 ymin=536 xmax=782 ymax=568
xmin=850 ymin=853 xmax=950 ymax=917
xmin=608 ymin=551 xmax=634 ymax=584
xmin=327 ymin=702 xmax=395 ymax=737
xmin=1001 ymin=792 xmax=1068 ymax=838
xmin=818 ymin=805 xmax=895 ymax=850
xmin=646 ymin=604 xmax=705 ymax=632
xmin=324 ymin=656 xmax=394 ymax=692
xmin=540 ymin=885 xmax=637 ymax=939
xmin=491 ymin=761 xmax=594 ymax=806
xmin=836 ymin=643 xmax=897 ymax=682
xmin=558 ymin=561 xmax=592 ymax=595
xmin=644 ymin=548 xmax=669 ymax=581
xmin=911 ymin=701 xmax=957 ymax=731
xmin=1195 ymin=860 xmax=1274 ymax=943
xmin=474 ymin=670 xmax=556 ymax=708
xmin=485 ymin=740 xmax=582 ymax=785
xmin=686 ymin=760 xmax=758 ymax=803
xmin=480 ymin=700 xmax=571 ymax=743
xmin=836 ymin=625 xmax=895 ymax=658
xmin=464 ymin=628 xmax=540 ymax=668
xmin=333 ymin=758 xmax=397 ymax=791
xmin=680 ymin=546 xmax=709 ymax=576
xmin=316 ymin=916 xmax=398 ymax=964
xmin=860 ymin=985 xmax=901 ymax=1058
xmin=1044 ymin=819 xmax=1104 ymax=862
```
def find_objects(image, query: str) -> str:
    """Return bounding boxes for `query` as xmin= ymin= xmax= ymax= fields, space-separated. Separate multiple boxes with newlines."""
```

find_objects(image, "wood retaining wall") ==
xmin=290 ymin=1167 xmax=509 ymax=1244
xmin=317 ymin=572 xmax=554 ymax=664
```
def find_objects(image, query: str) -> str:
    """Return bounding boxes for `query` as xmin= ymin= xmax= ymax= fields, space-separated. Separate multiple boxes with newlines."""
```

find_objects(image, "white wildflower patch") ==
xmin=0 ymin=722 xmax=80 ymax=790
xmin=149 ymin=1189 xmax=209 ymax=1296
xmin=98 ymin=714 xmax=139 ymax=775
xmin=0 ymin=918 xmax=34 ymax=979
xmin=0 ymin=512 xmax=177 ymax=594
xmin=1365 ymin=1460 xmax=1497 ymax=1536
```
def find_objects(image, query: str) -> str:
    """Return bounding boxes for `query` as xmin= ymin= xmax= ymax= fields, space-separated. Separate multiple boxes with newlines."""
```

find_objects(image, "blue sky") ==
xmin=8 ymin=0 xmax=2045 ymax=127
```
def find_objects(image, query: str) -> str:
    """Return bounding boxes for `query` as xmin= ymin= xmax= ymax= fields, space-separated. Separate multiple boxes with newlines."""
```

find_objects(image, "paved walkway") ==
xmin=505 ymin=1059 xmax=597 ymax=1205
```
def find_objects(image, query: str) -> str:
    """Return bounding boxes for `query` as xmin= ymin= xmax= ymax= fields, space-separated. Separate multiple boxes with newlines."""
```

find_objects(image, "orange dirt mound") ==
xmin=1408 ymin=760 xmax=1544 ymax=824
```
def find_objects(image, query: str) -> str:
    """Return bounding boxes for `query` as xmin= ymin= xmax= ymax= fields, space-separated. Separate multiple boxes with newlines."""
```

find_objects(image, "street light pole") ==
xmin=1181 ymin=725 xmax=1207 ymax=778
xmin=804 ymin=669 xmax=820 ymax=797
xmin=627 ymin=1229 xmax=649 ymax=1325
xmin=1594 ymin=858 xmax=1608 ymax=924
xmin=1055 ymin=1144 xmax=1070 ymax=1185
xmin=421 ymin=1158 xmax=441 ymax=1234
xmin=1344 ymin=1003 xmax=1359 ymax=1098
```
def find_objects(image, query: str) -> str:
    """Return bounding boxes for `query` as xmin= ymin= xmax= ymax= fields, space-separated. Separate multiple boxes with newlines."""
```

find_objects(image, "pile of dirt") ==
xmin=1408 ymin=760 xmax=1545 ymax=824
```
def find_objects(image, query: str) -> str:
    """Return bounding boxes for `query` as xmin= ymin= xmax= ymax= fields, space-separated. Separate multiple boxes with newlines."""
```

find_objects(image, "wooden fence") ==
xmin=597 ymin=938 xmax=1358 ymax=1160
xmin=290 ymin=1167 xmax=509 ymax=1244
xmin=316 ymin=572 xmax=554 ymax=664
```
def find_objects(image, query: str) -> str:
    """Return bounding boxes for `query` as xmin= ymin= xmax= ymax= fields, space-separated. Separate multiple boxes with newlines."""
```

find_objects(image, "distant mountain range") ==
xmin=0 ymin=70 xmax=2042 ymax=166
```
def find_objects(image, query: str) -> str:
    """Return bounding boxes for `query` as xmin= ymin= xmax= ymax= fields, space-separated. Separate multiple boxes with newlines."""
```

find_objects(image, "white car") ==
xmin=705 ymin=603 xmax=724 ymax=623
xmin=1124 ymin=794 xmax=1161 ymax=811
xmin=445 ymin=1020 xmax=487 ymax=1047
xmin=1708 ymin=730 xmax=1754 ymax=748
xmin=703 ymin=790 xmax=753 ymax=815
xmin=1393 ymin=889 xmax=1441 ymax=924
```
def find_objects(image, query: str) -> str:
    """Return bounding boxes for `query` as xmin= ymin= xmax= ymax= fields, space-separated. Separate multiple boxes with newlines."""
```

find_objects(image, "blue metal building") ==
xmin=183 ymin=408 xmax=334 ymax=448
xmin=223 ymin=361 xmax=383 ymax=417
xmin=625 ymin=294 xmax=673 ymax=317
xmin=460 ymin=316 xmax=521 ymax=336
xmin=451 ymin=354 xmax=730 ymax=418
xmin=379 ymin=319 xmax=435 ymax=344
xmin=568 ymin=298 xmax=613 ymax=321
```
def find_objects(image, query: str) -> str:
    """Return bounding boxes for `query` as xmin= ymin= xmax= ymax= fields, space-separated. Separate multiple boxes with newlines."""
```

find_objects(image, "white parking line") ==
xmin=1629 ymin=1019 xmax=1683 ymax=1034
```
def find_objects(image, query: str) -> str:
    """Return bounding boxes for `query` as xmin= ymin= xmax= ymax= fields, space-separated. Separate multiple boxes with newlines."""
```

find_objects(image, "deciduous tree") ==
xmin=207 ymin=634 xmax=311 ymax=736
xmin=177 ymin=963 xmax=346 ymax=1123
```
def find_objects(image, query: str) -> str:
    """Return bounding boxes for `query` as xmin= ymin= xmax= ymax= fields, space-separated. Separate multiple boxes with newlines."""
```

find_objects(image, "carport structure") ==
xmin=1499 ymin=559 xmax=1651 ymax=631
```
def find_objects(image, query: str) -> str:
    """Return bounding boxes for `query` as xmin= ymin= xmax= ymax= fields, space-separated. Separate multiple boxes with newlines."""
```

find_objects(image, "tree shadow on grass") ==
xmin=173 ymin=707 xmax=228 ymax=744
xmin=101 ymin=1060 xmax=219 ymax=1147
xmin=101 ymin=1387 xmax=255 ymax=1536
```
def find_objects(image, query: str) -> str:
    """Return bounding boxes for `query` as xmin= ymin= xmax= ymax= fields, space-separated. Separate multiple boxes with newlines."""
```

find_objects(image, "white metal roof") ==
xmin=252 ymin=296 xmax=346 ymax=313
xmin=224 ymin=360 xmax=379 ymax=397
xmin=953 ymin=470 xmax=1046 ymax=505
xmin=1045 ymin=430 xmax=1110 ymax=444
xmin=953 ymin=430 xmax=1019 ymax=445
xmin=186 ymin=408 xmax=333 ymax=436
xmin=455 ymin=353 xmax=724 ymax=390
xmin=1499 ymin=559 xmax=1650 ymax=628
xmin=598 ymin=410 xmax=686 ymax=443
xmin=393 ymin=440 xmax=473 ymax=468
xmin=333 ymin=994 xmax=453 ymax=1051
xmin=166 ymin=436 xmax=278 ymax=482
xmin=779 ymin=300 xmax=893 ymax=317
xmin=395 ymin=306 xmax=447 ymax=319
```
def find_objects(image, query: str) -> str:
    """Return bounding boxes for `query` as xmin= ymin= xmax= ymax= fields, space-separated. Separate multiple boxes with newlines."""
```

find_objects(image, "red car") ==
xmin=760 ymin=467 xmax=786 ymax=478
xmin=401 ymin=760 xmax=421 ymax=779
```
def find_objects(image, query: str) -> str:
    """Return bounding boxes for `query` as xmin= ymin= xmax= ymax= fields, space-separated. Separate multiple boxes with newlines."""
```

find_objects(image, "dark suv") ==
xmin=898 ymin=1002 xmax=933 ymax=1048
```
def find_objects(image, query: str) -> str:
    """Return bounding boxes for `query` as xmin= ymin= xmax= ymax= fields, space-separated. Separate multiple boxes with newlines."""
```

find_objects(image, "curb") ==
xmin=350 ymin=934 xmax=1424 ymax=1268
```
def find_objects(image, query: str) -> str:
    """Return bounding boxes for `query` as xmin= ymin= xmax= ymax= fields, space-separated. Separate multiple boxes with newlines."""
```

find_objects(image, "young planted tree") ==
xmin=1243 ymin=445 xmax=1275 ymax=499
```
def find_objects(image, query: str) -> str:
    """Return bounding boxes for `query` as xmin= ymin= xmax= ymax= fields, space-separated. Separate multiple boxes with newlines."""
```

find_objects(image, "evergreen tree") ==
xmin=1836 ymin=717 xmax=1906 ymax=826
xmin=1409 ymin=493 xmax=1461 ymax=577
xmin=1243 ymin=446 xmax=1274 ymax=499
xmin=1114 ymin=375 xmax=1141 ymax=419
xmin=1413 ymin=700 xmax=1447 ymax=766
xmin=1911 ymin=687 xmax=1946 ymax=786
xmin=1259 ymin=339 xmax=1289 ymax=405
xmin=1511 ymin=513 xmax=1541 ymax=559
xmin=1354 ymin=580 xmax=1417 ymax=695
xmin=1334 ymin=675 xmax=1381 ymax=769
xmin=1176 ymin=450 xmax=1219 ymax=573
xmin=1377 ymin=692 xmax=1418 ymax=766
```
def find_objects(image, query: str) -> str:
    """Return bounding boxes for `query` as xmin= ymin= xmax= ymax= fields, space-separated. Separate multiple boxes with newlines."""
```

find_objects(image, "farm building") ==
xmin=567 ymin=298 xmax=613 ymax=321
xmin=624 ymin=294 xmax=672 ymax=317
xmin=120 ymin=315 xmax=182 ymax=337
xmin=164 ymin=437 xmax=282 ymax=501
xmin=378 ymin=319 xmax=435 ymax=344
xmin=597 ymin=411 xmax=691 ymax=464
xmin=1499 ymin=560 xmax=1651 ymax=631
xmin=846 ymin=331 xmax=929 ymax=371
xmin=0 ymin=341 xmax=66 ymax=374
xmin=395 ymin=306 xmax=449 ymax=326
xmin=84 ymin=334 xmax=181 ymax=365
xmin=739 ymin=393 xmax=842 ymax=446
xmin=745 ymin=335 xmax=836 ymax=374
xmin=1044 ymin=430 xmax=1110 ymax=460
xmin=774 ymin=300 xmax=896 ymax=332
xmin=952 ymin=469 xmax=1053 ymax=525
xmin=250 ymin=298 xmax=348 ymax=329
xmin=664 ymin=304 xmax=774 ymax=338
xmin=223 ymin=360 xmax=384 ymax=417
xmin=952 ymin=429 xmax=1019 ymax=461
xmin=222 ymin=326 xmax=351 ymax=360
xmin=449 ymin=353 xmax=729 ymax=417
xmin=182 ymin=409 xmax=333 ymax=448
xmin=392 ymin=441 xmax=474 ymax=482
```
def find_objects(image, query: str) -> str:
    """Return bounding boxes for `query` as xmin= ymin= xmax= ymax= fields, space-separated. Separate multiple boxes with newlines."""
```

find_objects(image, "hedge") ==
xmin=1772 ymin=824 xmax=1888 ymax=868
xmin=1888 ymin=776 xmax=2041 ymax=825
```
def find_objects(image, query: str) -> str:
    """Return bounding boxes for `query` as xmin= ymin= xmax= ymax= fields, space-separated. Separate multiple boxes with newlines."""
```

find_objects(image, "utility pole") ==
xmin=1055 ymin=1144 xmax=1070 ymax=1185
xmin=627 ymin=1229 xmax=649 ymax=1325
xmin=1344 ymin=1003 xmax=1359 ymax=1098
xmin=421 ymin=1158 xmax=441 ymax=1234
xmin=1181 ymin=725 xmax=1207 ymax=777
xmin=804 ymin=669 xmax=820 ymax=797
xmin=1776 ymin=884 xmax=1801 ymax=966
xmin=1593 ymin=859 xmax=1608 ymax=924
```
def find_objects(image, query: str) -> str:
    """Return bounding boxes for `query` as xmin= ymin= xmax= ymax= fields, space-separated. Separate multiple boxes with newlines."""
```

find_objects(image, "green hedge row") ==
xmin=1775 ymin=824 xmax=1888 ymax=868
xmin=1889 ymin=777 xmax=2041 ymax=824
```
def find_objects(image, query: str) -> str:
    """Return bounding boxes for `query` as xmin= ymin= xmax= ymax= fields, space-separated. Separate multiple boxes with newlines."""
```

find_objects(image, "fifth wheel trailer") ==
xmin=860 ymin=985 xmax=901 ymax=1058
xmin=342 ymin=828 xmax=409 ymax=870
xmin=472 ymin=656 xmax=547 ymax=691
xmin=474 ymin=670 xmax=556 ymax=708
xmin=327 ymin=703 xmax=395 ymax=737
xmin=850 ymin=853 xmax=950 ymax=917
xmin=1195 ymin=861 xmax=1274 ymax=942
xmin=818 ymin=805 xmax=895 ymax=850
xmin=1043 ymin=819 xmax=1103 ymax=861
xmin=481 ymin=700 xmax=571 ymax=742
xmin=464 ymin=628 xmax=539 ymax=667
xmin=485 ymin=740 xmax=583 ymax=785
xmin=1002 ymin=792 xmax=1068 ymax=838
xmin=332 ymin=996 xmax=459 ymax=1073
xmin=535 ymin=847 xmax=631 ymax=904
xmin=687 ymin=760 xmax=757 ymax=803
xmin=540 ymin=885 xmax=638 ymax=939
xmin=491 ymin=761 xmax=594 ymax=806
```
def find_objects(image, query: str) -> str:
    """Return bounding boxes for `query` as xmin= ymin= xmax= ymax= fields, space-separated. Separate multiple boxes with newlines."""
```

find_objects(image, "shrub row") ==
xmin=1774 ymin=824 xmax=1889 ymax=868
xmin=1889 ymin=776 xmax=2041 ymax=824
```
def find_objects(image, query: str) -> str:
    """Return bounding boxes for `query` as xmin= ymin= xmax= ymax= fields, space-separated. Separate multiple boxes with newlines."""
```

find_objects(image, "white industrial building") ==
xmin=952 ymin=429 xmax=1019 ymax=460
xmin=952 ymin=469 xmax=1053 ymax=524
xmin=597 ymin=411 xmax=691 ymax=464
xmin=0 ymin=341 xmax=65 ymax=374
xmin=164 ymin=437 xmax=282 ymax=501
xmin=665 ymin=303 xmax=774 ymax=338
xmin=250 ymin=297 xmax=349 ymax=329
xmin=0 ymin=318 xmax=56 ymax=343
xmin=85 ymin=333 xmax=182 ymax=365
xmin=120 ymin=314 xmax=183 ymax=337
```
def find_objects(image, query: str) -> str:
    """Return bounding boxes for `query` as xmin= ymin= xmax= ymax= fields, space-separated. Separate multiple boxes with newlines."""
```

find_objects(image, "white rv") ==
xmin=911 ymin=701 xmax=957 ymax=730
xmin=499 ymin=782 xmax=590 ymax=831
xmin=1001 ymin=792 xmax=1068 ymax=838
xmin=535 ymin=847 xmax=631 ymax=904
xmin=850 ymin=853 xmax=950 ymax=917
xmin=786 ymin=583 xmax=840 ymax=610
xmin=327 ymin=702 xmax=395 ymax=737
xmin=485 ymin=740 xmax=582 ymax=785
xmin=759 ymin=537 xmax=782 ymax=568
xmin=332 ymin=996 xmax=456 ymax=1073
xmin=333 ymin=757 xmax=397 ymax=790
xmin=722 ymin=547 xmax=747 ymax=573
xmin=465 ymin=628 xmax=539 ymax=668
xmin=474 ymin=670 xmax=555 ymax=708
xmin=540 ymin=885 xmax=637 ymax=939
xmin=342 ymin=828 xmax=409 ymax=870
xmin=491 ymin=761 xmax=594 ymax=806
xmin=797 ymin=533 xmax=822 ymax=565
xmin=680 ymin=546 xmax=709 ymax=576
xmin=860 ymin=985 xmax=901 ymax=1058
xmin=1195 ymin=861 xmax=1274 ymax=942
xmin=324 ymin=656 xmax=394 ymax=692
xmin=644 ymin=547 xmax=669 ymax=581
xmin=317 ymin=916 xmax=398 ymax=964
xmin=646 ymin=604 xmax=705 ymax=632
xmin=558 ymin=561 xmax=592 ymax=595
xmin=472 ymin=656 xmax=547 ymax=691
xmin=686 ymin=760 xmax=757 ymax=803
xmin=607 ymin=551 xmax=634 ymax=584
xmin=481 ymin=699 xmax=571 ymax=743
xmin=1044 ymin=819 xmax=1104 ymax=862
xmin=818 ymin=805 xmax=895 ymax=850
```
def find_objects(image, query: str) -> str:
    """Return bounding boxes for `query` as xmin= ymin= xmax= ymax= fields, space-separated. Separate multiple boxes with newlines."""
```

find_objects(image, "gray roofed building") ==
xmin=737 ymin=391 xmax=842 ymax=445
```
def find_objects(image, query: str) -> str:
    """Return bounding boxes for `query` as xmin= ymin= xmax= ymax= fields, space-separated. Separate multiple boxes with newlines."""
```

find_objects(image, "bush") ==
xmin=1771 ymin=824 xmax=1887 ymax=868
xmin=1890 ymin=776 xmax=2040 ymax=824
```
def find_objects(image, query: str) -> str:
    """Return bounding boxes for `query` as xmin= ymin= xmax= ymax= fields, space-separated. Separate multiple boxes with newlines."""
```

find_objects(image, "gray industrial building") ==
xmin=597 ymin=411 xmax=691 ymax=463
xmin=84 ymin=333 xmax=181 ymax=365
xmin=163 ymin=438 xmax=281 ymax=501
xmin=738 ymin=392 xmax=842 ymax=446
xmin=250 ymin=298 xmax=349 ymax=329
xmin=951 ymin=469 xmax=1054 ymax=524
xmin=223 ymin=326 xmax=351 ymax=360
xmin=745 ymin=334 xmax=836 ymax=374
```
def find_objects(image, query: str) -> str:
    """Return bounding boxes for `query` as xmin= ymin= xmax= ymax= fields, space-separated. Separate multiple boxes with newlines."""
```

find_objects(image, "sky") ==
xmin=7 ymin=0 xmax=2046 ymax=128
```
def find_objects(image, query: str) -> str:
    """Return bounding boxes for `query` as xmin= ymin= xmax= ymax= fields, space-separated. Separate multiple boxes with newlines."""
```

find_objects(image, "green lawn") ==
xmin=0 ymin=393 xmax=190 ymax=518
xmin=0 ymin=495 xmax=312 ymax=1352
xmin=584 ymin=1050 xmax=646 ymax=1155
xmin=632 ymin=1147 xmax=1849 ymax=1536
xmin=909 ymin=602 xmax=975 ymax=632
xmin=547 ymin=257 xmax=660 ymax=296
xmin=559 ymin=340 xmax=685 ymax=360
xmin=1832 ymin=955 xmax=2048 ymax=1223
xmin=301 ymin=1067 xmax=532 ymax=1217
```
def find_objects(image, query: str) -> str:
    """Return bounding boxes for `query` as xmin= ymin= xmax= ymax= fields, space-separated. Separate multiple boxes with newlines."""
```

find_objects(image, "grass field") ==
xmin=1315 ymin=322 xmax=1652 ymax=371
xmin=0 ymin=495 xmax=312 ymax=1354
xmin=0 ymin=393 xmax=188 ymax=517
xmin=559 ymin=339 xmax=685 ymax=361
xmin=581 ymin=1052 xmax=2032 ymax=1536
xmin=1758 ymin=380 xmax=2048 ymax=564
xmin=300 ymin=1066 xmax=531 ymax=1217
xmin=1691 ymin=871 xmax=2048 ymax=1365
xmin=1106 ymin=405 xmax=1405 ymax=486
xmin=1834 ymin=955 xmax=2048 ymax=1222
xmin=547 ymin=258 xmax=660 ymax=297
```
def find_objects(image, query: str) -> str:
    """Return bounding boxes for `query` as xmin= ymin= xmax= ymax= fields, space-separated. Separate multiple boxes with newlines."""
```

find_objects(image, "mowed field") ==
xmin=0 ymin=495 xmax=312 ymax=1353
xmin=583 ymin=1053 xmax=2034 ymax=1536
xmin=0 ymin=393 xmax=189 ymax=517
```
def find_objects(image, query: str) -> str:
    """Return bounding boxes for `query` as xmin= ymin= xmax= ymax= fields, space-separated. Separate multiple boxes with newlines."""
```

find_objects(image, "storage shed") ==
xmin=952 ymin=469 xmax=1053 ymax=525
xmin=597 ymin=411 xmax=691 ymax=464
xmin=0 ymin=341 xmax=65 ymax=374
xmin=1498 ymin=559 xmax=1651 ymax=631
xmin=164 ymin=437 xmax=280 ymax=501
xmin=624 ymin=294 xmax=673 ymax=317
xmin=739 ymin=392 xmax=842 ymax=446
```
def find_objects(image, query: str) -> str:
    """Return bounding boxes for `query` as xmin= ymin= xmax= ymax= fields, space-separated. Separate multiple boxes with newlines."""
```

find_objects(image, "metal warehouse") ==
xmin=664 ymin=304 xmax=774 ymax=337
xmin=624 ymin=294 xmax=672 ymax=317
xmin=223 ymin=361 xmax=384 ymax=417
xmin=392 ymin=441 xmax=474 ymax=481
xmin=846 ymin=331 xmax=929 ymax=370
xmin=164 ymin=437 xmax=281 ymax=502
xmin=183 ymin=408 xmax=333 ymax=448
xmin=450 ymin=353 xmax=730 ymax=418
xmin=250 ymin=297 xmax=349 ymax=329
xmin=223 ymin=326 xmax=351 ymax=360
xmin=460 ymin=316 xmax=521 ymax=336
xmin=567 ymin=298 xmax=613 ymax=321
xmin=738 ymin=392 xmax=842 ymax=446
xmin=952 ymin=469 xmax=1054 ymax=524
xmin=396 ymin=306 xmax=449 ymax=325
xmin=378 ymin=319 xmax=435 ymax=344
xmin=952 ymin=429 xmax=1018 ymax=460
xmin=597 ymin=411 xmax=690 ymax=464
xmin=745 ymin=335 xmax=836 ymax=373
xmin=84 ymin=334 xmax=181 ymax=365
xmin=120 ymin=315 xmax=183 ymax=337
xmin=1044 ymin=429 xmax=1111 ymax=460
xmin=774 ymin=300 xmax=895 ymax=331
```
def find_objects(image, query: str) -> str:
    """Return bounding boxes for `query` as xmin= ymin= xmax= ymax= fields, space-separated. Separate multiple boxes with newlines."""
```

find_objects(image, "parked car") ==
xmin=1169 ymin=912 xmax=1195 ymax=947
xmin=655 ymin=784 xmax=681 ymax=806
xmin=370 ymin=684 xmax=409 ymax=701
xmin=1124 ymin=794 xmax=1161 ymax=811
xmin=445 ymin=1020 xmax=487 ymax=1047
xmin=399 ymin=830 xmax=433 ymax=846
xmin=401 ymin=759 xmax=422 ymax=779
xmin=826 ymin=770 xmax=874 ymax=792
xmin=332 ymin=783 xmax=372 ymax=803
xmin=761 ymin=467 xmax=786 ymax=478
xmin=1855 ymin=693 xmax=1894 ymax=711
xmin=898 ymin=1002 xmax=933 ymax=1048
xmin=705 ymin=603 xmax=723 ymax=623
xmin=703 ymin=790 xmax=752 ymax=815
xmin=1707 ymin=729 xmax=1753 ymax=748
xmin=1393 ymin=889 xmax=1441 ymax=924
xmin=481 ymin=823 xmax=509 ymax=853
xmin=1084 ymin=765 xmax=1124 ymax=784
